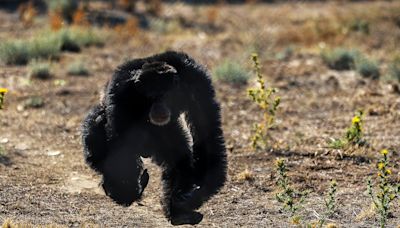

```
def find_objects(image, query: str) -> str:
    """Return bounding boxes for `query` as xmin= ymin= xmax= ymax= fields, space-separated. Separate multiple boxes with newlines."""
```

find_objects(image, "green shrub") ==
xmin=24 ymin=96 xmax=44 ymax=108
xmin=0 ymin=145 xmax=4 ymax=157
xmin=385 ymin=60 xmax=400 ymax=82
xmin=213 ymin=60 xmax=250 ymax=85
xmin=56 ymin=28 xmax=104 ymax=50
xmin=322 ymin=48 xmax=380 ymax=79
xmin=29 ymin=61 xmax=52 ymax=79
xmin=356 ymin=58 xmax=380 ymax=79
xmin=67 ymin=28 xmax=105 ymax=47
xmin=0 ymin=41 xmax=30 ymax=65
xmin=0 ymin=28 xmax=104 ymax=65
xmin=58 ymin=29 xmax=81 ymax=52
xmin=275 ymin=46 xmax=294 ymax=61
xmin=67 ymin=61 xmax=89 ymax=76
xmin=321 ymin=48 xmax=357 ymax=71
xmin=29 ymin=34 xmax=61 ymax=60
xmin=149 ymin=18 xmax=182 ymax=34
xmin=349 ymin=19 xmax=370 ymax=35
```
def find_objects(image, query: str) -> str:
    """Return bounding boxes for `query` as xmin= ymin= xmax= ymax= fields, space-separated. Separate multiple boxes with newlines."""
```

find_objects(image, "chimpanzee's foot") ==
xmin=173 ymin=185 xmax=200 ymax=207
xmin=170 ymin=211 xmax=203 ymax=226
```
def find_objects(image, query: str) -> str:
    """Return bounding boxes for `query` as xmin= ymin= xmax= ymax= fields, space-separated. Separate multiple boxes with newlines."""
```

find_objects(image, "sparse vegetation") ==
xmin=149 ymin=18 xmax=182 ymax=34
xmin=29 ymin=33 xmax=61 ymax=60
xmin=58 ymin=29 xmax=81 ymax=52
xmin=275 ymin=158 xmax=308 ymax=222
xmin=321 ymin=48 xmax=357 ymax=71
xmin=67 ymin=61 xmax=89 ymax=76
xmin=213 ymin=59 xmax=250 ymax=85
xmin=0 ymin=41 xmax=31 ymax=65
xmin=349 ymin=19 xmax=370 ymax=35
xmin=367 ymin=149 xmax=400 ymax=228
xmin=385 ymin=58 xmax=400 ymax=82
xmin=248 ymin=53 xmax=280 ymax=149
xmin=355 ymin=57 xmax=380 ymax=79
xmin=275 ymin=46 xmax=294 ymax=61
xmin=29 ymin=61 xmax=52 ymax=79
xmin=24 ymin=96 xmax=44 ymax=109
xmin=0 ymin=145 xmax=4 ymax=157
xmin=0 ymin=88 xmax=8 ymax=109
xmin=0 ymin=28 xmax=105 ymax=65
xmin=236 ymin=168 xmax=254 ymax=182
xmin=68 ymin=28 xmax=105 ymax=48
xmin=321 ymin=48 xmax=380 ymax=79
xmin=329 ymin=110 xmax=366 ymax=149
xmin=318 ymin=180 xmax=338 ymax=227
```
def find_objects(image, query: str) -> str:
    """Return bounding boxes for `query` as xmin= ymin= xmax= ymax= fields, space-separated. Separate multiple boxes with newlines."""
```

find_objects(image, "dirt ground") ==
xmin=0 ymin=1 xmax=399 ymax=227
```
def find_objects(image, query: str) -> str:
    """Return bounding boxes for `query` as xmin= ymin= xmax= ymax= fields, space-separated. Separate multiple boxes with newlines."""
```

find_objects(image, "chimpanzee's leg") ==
xmin=150 ymin=122 xmax=203 ymax=225
xmin=182 ymin=90 xmax=227 ymax=211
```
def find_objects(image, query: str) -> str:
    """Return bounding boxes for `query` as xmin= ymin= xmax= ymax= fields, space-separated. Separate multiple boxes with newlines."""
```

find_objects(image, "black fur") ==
xmin=82 ymin=51 xmax=227 ymax=225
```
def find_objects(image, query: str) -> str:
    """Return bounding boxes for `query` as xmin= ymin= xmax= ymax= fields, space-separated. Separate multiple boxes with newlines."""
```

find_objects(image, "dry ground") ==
xmin=0 ymin=1 xmax=400 ymax=227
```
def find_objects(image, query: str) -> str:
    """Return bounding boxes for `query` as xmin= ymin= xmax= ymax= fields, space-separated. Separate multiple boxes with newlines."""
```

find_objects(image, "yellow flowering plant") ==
xmin=248 ymin=53 xmax=280 ymax=150
xmin=329 ymin=110 xmax=367 ymax=149
xmin=367 ymin=149 xmax=399 ymax=228
xmin=0 ymin=88 xmax=8 ymax=109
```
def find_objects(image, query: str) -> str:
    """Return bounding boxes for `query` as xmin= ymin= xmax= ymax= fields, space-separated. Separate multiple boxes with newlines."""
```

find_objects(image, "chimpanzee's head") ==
xmin=129 ymin=61 xmax=179 ymax=126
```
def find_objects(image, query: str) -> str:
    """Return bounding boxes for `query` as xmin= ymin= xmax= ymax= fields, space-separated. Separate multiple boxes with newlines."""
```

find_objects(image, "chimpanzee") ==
xmin=82 ymin=51 xmax=227 ymax=225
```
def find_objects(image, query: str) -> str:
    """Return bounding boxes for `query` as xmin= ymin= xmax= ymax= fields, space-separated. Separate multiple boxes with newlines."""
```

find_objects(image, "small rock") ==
xmin=17 ymin=105 xmax=24 ymax=112
xmin=47 ymin=151 xmax=61 ymax=156
xmin=305 ymin=59 xmax=315 ymax=66
xmin=0 ymin=138 xmax=8 ymax=144
xmin=288 ymin=59 xmax=301 ymax=68
xmin=15 ymin=143 xmax=29 ymax=151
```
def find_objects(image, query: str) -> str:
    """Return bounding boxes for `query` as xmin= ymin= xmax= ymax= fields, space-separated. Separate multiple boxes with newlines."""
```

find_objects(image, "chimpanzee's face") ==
xmin=129 ymin=61 xmax=179 ymax=126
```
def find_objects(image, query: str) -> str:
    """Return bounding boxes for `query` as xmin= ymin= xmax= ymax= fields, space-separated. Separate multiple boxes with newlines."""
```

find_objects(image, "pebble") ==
xmin=15 ymin=143 xmax=29 ymax=151
xmin=47 ymin=150 xmax=61 ymax=156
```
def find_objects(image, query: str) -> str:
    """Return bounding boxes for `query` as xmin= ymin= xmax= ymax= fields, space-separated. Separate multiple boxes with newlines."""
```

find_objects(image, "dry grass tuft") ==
xmin=18 ymin=1 xmax=38 ymax=26
xmin=1 ymin=219 xmax=64 ymax=228
xmin=236 ymin=168 xmax=255 ymax=182
xmin=325 ymin=223 xmax=339 ymax=228
xmin=72 ymin=6 xmax=88 ymax=26
xmin=355 ymin=203 xmax=376 ymax=222
xmin=114 ymin=18 xmax=139 ymax=40
xmin=49 ymin=12 xmax=64 ymax=31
